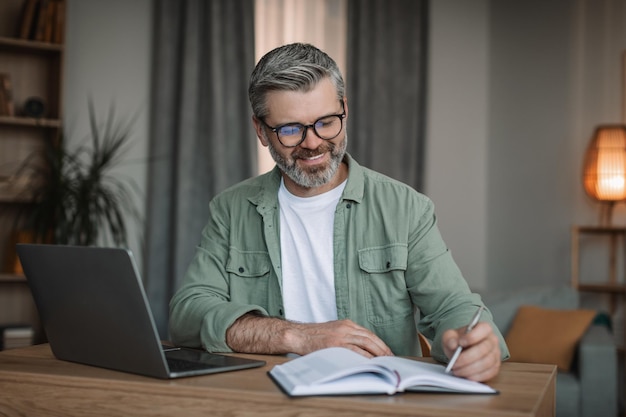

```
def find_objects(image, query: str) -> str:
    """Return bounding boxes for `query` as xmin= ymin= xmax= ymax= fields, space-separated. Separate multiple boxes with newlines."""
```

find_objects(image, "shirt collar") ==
xmin=341 ymin=153 xmax=364 ymax=204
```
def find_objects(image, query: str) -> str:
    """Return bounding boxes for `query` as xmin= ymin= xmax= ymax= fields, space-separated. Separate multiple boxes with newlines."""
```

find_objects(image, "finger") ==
xmin=450 ymin=337 xmax=501 ymax=380
xmin=458 ymin=322 xmax=492 ymax=346
xmin=339 ymin=321 xmax=393 ymax=356
xmin=452 ymin=351 xmax=501 ymax=382
xmin=344 ymin=344 xmax=375 ymax=358
xmin=360 ymin=338 xmax=393 ymax=357
xmin=348 ymin=331 xmax=393 ymax=357
xmin=442 ymin=329 xmax=462 ymax=357
xmin=454 ymin=361 xmax=500 ymax=381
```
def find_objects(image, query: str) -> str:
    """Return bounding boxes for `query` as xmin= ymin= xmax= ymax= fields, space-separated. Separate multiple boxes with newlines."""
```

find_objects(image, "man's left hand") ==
xmin=442 ymin=322 xmax=501 ymax=382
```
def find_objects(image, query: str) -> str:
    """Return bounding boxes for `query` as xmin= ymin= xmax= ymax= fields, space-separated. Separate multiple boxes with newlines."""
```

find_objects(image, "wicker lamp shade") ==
xmin=583 ymin=125 xmax=626 ymax=202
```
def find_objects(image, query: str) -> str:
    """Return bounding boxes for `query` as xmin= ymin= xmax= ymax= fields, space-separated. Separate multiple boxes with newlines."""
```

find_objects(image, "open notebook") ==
xmin=16 ymin=244 xmax=265 ymax=379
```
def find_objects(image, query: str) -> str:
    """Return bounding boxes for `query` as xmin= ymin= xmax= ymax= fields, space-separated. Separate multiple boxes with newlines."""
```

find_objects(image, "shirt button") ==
xmin=238 ymin=267 xmax=244 ymax=273
xmin=386 ymin=261 xmax=391 ymax=268
xmin=279 ymin=309 xmax=284 ymax=316
xmin=346 ymin=203 xmax=352 ymax=208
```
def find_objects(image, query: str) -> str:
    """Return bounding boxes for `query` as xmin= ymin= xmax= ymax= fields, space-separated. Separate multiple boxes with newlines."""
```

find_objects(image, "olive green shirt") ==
xmin=169 ymin=154 xmax=509 ymax=363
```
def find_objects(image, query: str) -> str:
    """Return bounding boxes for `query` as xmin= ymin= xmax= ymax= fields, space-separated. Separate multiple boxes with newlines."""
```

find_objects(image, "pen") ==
xmin=445 ymin=306 xmax=484 ymax=374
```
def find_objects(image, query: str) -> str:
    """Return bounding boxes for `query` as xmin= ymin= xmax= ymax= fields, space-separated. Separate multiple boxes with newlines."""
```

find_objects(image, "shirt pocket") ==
xmin=226 ymin=248 xmax=272 ymax=305
xmin=358 ymin=243 xmax=413 ymax=326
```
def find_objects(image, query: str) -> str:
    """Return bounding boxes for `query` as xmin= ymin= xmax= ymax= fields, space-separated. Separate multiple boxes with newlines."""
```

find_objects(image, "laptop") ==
xmin=16 ymin=243 xmax=266 ymax=379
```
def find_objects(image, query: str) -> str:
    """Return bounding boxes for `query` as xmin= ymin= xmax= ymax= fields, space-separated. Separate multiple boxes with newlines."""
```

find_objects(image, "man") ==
xmin=169 ymin=43 xmax=509 ymax=382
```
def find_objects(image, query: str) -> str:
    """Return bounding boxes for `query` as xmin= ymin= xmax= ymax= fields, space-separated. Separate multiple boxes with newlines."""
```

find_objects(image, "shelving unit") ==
xmin=571 ymin=225 xmax=626 ymax=350
xmin=0 ymin=0 xmax=65 ymax=347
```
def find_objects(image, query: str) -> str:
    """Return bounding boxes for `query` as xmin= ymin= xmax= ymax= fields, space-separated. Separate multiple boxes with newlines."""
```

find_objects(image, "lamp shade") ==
xmin=583 ymin=125 xmax=626 ymax=201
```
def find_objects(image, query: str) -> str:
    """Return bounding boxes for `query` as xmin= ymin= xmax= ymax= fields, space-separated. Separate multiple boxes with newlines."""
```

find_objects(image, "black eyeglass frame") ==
xmin=261 ymin=103 xmax=346 ymax=148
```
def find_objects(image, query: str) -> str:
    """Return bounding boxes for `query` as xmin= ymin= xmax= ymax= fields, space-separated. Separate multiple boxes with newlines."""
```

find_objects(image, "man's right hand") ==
xmin=225 ymin=314 xmax=393 ymax=358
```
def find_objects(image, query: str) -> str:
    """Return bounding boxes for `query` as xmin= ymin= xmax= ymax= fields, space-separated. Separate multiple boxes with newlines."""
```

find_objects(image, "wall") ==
xmin=427 ymin=0 xmax=626 ymax=292
xmin=64 ymin=0 xmax=626 ymax=293
xmin=426 ymin=0 xmax=490 ymax=290
xmin=486 ymin=0 xmax=577 ymax=290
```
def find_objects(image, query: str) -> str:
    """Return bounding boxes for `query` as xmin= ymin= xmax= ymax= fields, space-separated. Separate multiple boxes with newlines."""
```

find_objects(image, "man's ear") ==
xmin=252 ymin=116 xmax=269 ymax=147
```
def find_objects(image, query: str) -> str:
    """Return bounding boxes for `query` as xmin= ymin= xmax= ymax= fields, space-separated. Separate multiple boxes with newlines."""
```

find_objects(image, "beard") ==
xmin=267 ymin=134 xmax=348 ymax=189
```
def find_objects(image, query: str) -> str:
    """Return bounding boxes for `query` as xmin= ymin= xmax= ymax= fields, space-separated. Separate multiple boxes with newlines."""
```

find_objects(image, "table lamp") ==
xmin=582 ymin=125 xmax=626 ymax=225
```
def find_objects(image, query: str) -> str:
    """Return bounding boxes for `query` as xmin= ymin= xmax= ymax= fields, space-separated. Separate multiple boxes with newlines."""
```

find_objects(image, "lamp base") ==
xmin=599 ymin=201 xmax=617 ymax=226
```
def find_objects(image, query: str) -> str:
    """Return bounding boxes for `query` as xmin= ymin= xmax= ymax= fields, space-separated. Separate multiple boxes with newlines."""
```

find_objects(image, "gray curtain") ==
xmin=347 ymin=0 xmax=428 ymax=191
xmin=145 ymin=0 xmax=257 ymax=337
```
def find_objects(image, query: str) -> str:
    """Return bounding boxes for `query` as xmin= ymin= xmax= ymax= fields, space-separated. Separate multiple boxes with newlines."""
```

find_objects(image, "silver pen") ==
xmin=445 ymin=306 xmax=484 ymax=374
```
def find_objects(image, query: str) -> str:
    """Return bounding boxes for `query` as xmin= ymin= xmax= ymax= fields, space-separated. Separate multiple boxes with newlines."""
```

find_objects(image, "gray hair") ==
xmin=248 ymin=43 xmax=345 ymax=120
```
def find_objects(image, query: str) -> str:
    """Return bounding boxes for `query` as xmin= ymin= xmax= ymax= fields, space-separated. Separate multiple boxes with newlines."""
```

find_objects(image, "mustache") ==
xmin=291 ymin=142 xmax=334 ymax=159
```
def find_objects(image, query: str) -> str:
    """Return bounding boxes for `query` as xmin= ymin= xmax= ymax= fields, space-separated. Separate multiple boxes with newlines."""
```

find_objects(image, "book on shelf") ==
xmin=17 ymin=0 xmax=65 ymax=44
xmin=0 ymin=79 xmax=6 ymax=116
xmin=18 ymin=0 xmax=39 ymax=39
xmin=0 ymin=325 xmax=34 ymax=350
xmin=43 ymin=0 xmax=56 ymax=42
xmin=33 ymin=0 xmax=50 ymax=42
xmin=268 ymin=347 xmax=498 ymax=397
xmin=53 ymin=0 xmax=65 ymax=43
xmin=0 ymin=73 xmax=15 ymax=116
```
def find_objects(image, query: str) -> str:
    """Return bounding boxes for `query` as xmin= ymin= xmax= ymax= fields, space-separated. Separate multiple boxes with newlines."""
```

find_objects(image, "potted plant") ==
xmin=13 ymin=100 xmax=140 ymax=251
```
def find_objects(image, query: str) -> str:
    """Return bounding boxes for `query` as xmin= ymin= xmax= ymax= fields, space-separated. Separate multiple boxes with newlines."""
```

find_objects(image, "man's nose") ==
xmin=299 ymin=125 xmax=324 ymax=149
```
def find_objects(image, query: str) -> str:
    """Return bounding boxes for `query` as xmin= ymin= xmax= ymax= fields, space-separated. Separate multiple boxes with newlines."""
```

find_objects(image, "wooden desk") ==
xmin=0 ymin=344 xmax=556 ymax=417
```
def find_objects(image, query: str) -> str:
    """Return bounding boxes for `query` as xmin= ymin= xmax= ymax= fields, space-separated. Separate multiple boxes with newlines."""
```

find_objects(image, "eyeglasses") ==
xmin=262 ymin=106 xmax=346 ymax=148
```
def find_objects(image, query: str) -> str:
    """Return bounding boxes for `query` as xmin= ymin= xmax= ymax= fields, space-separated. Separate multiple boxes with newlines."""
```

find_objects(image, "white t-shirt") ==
xmin=278 ymin=178 xmax=347 ymax=323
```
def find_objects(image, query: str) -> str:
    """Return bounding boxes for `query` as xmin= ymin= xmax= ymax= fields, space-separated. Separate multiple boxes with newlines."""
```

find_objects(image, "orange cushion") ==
xmin=505 ymin=305 xmax=597 ymax=371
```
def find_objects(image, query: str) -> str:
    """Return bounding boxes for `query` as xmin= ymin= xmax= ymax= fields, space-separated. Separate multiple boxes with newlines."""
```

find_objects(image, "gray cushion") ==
xmin=557 ymin=371 xmax=580 ymax=417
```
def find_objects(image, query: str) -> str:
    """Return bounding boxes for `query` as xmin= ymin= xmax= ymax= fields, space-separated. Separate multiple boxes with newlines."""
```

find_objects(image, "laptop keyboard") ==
xmin=166 ymin=356 xmax=213 ymax=372
xmin=162 ymin=346 xmax=265 ymax=375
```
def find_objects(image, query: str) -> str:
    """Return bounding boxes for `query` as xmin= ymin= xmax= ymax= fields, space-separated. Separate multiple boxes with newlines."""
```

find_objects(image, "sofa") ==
xmin=481 ymin=285 xmax=618 ymax=417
